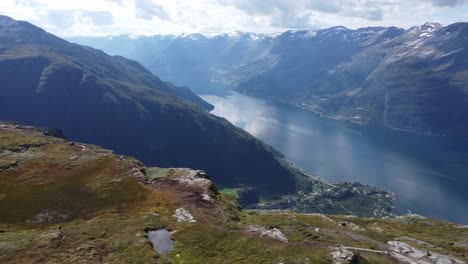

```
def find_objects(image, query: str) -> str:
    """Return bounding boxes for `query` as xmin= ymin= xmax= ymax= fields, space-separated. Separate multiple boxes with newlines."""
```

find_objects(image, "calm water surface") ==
xmin=148 ymin=229 xmax=174 ymax=254
xmin=202 ymin=92 xmax=468 ymax=224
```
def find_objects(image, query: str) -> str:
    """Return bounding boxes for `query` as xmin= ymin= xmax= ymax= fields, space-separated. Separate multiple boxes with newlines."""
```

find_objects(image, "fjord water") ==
xmin=202 ymin=92 xmax=468 ymax=224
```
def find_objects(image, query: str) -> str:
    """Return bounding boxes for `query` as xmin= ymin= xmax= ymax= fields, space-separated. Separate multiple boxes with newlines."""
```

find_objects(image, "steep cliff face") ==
xmin=0 ymin=123 xmax=466 ymax=264
xmin=0 ymin=15 xmax=213 ymax=111
xmin=0 ymin=15 xmax=300 ymax=198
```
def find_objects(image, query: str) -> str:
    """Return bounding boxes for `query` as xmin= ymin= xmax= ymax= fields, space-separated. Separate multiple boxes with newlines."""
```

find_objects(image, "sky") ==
xmin=1 ymin=0 xmax=468 ymax=37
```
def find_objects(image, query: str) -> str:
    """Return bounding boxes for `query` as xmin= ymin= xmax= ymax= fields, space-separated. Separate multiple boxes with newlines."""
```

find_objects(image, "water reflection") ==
xmin=148 ymin=229 xmax=174 ymax=254
xmin=202 ymin=92 xmax=468 ymax=224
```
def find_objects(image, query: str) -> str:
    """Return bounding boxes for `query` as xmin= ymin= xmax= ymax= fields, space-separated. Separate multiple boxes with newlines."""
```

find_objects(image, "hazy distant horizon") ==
xmin=65 ymin=22 xmax=455 ymax=38
xmin=1 ymin=0 xmax=467 ymax=37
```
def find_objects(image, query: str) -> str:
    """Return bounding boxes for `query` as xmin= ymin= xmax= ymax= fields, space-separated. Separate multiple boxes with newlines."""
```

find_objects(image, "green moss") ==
xmin=147 ymin=167 xmax=176 ymax=181
xmin=0 ymin=129 xmax=51 ymax=149
xmin=0 ymin=155 xmax=145 ymax=224
xmin=0 ymin=212 xmax=170 ymax=263
xmin=170 ymin=224 xmax=330 ymax=264
xmin=219 ymin=188 xmax=239 ymax=199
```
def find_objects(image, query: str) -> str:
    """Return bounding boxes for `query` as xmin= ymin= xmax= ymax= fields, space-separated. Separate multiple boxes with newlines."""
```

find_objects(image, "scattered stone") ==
xmin=400 ymin=236 xmax=441 ymax=250
xmin=247 ymin=226 xmax=288 ymax=243
xmin=194 ymin=171 xmax=209 ymax=179
xmin=128 ymin=163 xmax=151 ymax=184
xmin=388 ymin=240 xmax=466 ymax=264
xmin=369 ymin=224 xmax=384 ymax=233
xmin=347 ymin=222 xmax=365 ymax=231
xmin=175 ymin=170 xmax=212 ymax=188
xmin=0 ymin=160 xmax=18 ymax=171
xmin=262 ymin=228 xmax=288 ymax=243
xmin=171 ymin=169 xmax=217 ymax=201
xmin=201 ymin=194 xmax=212 ymax=202
xmin=27 ymin=209 xmax=70 ymax=224
xmin=330 ymin=247 xmax=354 ymax=264
xmin=173 ymin=208 xmax=196 ymax=223
xmin=77 ymin=144 xmax=89 ymax=151
xmin=454 ymin=241 xmax=468 ymax=249
xmin=41 ymin=228 xmax=63 ymax=243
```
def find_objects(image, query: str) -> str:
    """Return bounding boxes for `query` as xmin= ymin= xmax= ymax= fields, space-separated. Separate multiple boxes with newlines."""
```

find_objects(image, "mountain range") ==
xmin=70 ymin=22 xmax=468 ymax=136
xmin=0 ymin=15 xmax=394 ymax=216
xmin=2 ymin=14 xmax=468 ymax=264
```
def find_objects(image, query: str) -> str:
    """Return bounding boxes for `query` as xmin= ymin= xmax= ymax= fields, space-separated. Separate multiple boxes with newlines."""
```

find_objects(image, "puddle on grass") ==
xmin=148 ymin=229 xmax=174 ymax=254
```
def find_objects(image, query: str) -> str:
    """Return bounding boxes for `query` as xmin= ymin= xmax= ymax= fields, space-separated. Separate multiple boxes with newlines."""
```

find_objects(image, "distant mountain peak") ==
xmin=407 ymin=22 xmax=444 ymax=34
xmin=179 ymin=32 xmax=207 ymax=40
xmin=423 ymin=22 xmax=442 ymax=28
xmin=330 ymin=26 xmax=349 ymax=31
xmin=285 ymin=30 xmax=318 ymax=39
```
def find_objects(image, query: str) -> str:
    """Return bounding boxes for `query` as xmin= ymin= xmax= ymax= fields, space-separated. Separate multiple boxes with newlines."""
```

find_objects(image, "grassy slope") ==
xmin=0 ymin=124 xmax=466 ymax=264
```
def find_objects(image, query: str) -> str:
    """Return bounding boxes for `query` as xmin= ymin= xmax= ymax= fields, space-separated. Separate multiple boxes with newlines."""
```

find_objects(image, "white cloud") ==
xmin=135 ymin=0 xmax=169 ymax=20
xmin=0 ymin=0 xmax=466 ymax=36
xmin=429 ymin=0 xmax=468 ymax=6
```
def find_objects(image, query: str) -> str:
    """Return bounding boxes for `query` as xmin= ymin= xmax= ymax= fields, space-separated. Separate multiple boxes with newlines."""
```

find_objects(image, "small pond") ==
xmin=148 ymin=229 xmax=174 ymax=254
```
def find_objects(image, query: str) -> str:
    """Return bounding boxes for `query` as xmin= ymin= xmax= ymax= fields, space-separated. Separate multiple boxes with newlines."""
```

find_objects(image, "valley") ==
xmin=0 ymin=15 xmax=395 ymax=217
xmin=202 ymin=92 xmax=468 ymax=224
xmin=69 ymin=23 xmax=468 ymax=224
xmin=1 ymin=9 xmax=467 ymax=262
xmin=71 ymin=22 xmax=468 ymax=136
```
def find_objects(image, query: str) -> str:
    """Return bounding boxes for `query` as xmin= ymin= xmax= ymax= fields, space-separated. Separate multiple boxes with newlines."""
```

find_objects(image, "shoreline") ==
xmin=234 ymin=91 xmax=467 ymax=139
